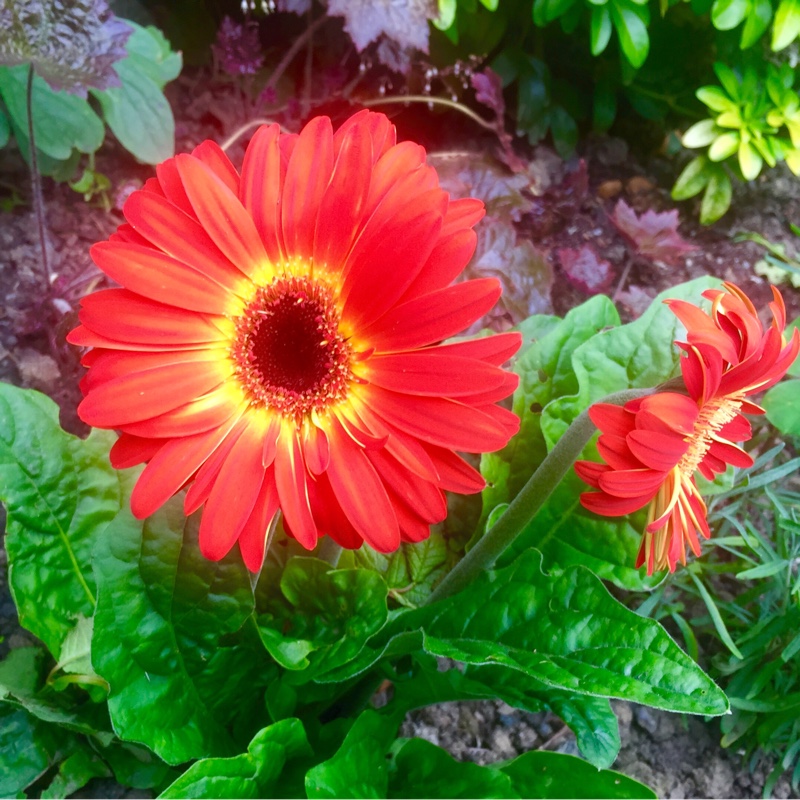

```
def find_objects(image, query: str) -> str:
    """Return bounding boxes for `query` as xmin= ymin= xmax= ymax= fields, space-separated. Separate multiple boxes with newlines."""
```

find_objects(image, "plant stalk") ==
xmin=426 ymin=387 xmax=654 ymax=604
xmin=26 ymin=64 xmax=52 ymax=292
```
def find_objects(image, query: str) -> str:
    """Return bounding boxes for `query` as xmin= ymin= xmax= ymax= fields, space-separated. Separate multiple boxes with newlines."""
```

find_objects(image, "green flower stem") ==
xmin=426 ymin=387 xmax=654 ymax=604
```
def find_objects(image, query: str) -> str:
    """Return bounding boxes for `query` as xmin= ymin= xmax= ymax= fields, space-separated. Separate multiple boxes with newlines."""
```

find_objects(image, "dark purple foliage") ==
xmin=212 ymin=16 xmax=264 ymax=77
xmin=558 ymin=246 xmax=614 ymax=295
xmin=610 ymin=200 xmax=698 ymax=265
xmin=471 ymin=68 xmax=505 ymax=120
xmin=0 ymin=0 xmax=131 ymax=97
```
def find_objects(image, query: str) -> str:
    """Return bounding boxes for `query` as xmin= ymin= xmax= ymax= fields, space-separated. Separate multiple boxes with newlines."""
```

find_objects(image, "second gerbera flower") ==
xmin=69 ymin=111 xmax=521 ymax=570
xmin=575 ymin=283 xmax=800 ymax=574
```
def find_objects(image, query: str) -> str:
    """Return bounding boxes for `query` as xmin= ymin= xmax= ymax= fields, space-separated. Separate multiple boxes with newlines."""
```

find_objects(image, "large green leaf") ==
xmin=378 ymin=656 xmax=620 ymax=769
xmin=763 ymin=378 xmax=800 ymax=436
xmin=306 ymin=711 xmax=397 ymax=799
xmin=499 ymin=750 xmax=655 ymax=798
xmin=0 ymin=64 xmax=104 ymax=159
xmin=323 ymin=550 xmax=729 ymax=717
xmin=257 ymin=557 xmax=388 ymax=681
xmin=159 ymin=719 xmax=312 ymax=799
xmin=90 ymin=22 xmax=178 ymax=164
xmin=0 ymin=385 xmax=123 ymax=658
xmin=91 ymin=500 xmax=265 ymax=764
xmin=481 ymin=295 xmax=620 ymax=523
xmin=389 ymin=737 xmax=516 ymax=798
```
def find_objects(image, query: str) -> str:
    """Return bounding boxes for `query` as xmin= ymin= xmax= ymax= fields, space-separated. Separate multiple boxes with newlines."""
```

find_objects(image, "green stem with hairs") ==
xmin=426 ymin=387 xmax=655 ymax=604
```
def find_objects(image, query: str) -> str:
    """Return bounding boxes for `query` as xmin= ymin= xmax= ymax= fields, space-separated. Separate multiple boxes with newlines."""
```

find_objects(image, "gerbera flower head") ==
xmin=69 ymin=111 xmax=522 ymax=571
xmin=575 ymin=282 xmax=799 ymax=575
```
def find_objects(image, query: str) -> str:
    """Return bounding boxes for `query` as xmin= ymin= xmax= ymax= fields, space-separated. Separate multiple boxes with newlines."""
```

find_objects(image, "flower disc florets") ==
xmin=233 ymin=275 xmax=353 ymax=420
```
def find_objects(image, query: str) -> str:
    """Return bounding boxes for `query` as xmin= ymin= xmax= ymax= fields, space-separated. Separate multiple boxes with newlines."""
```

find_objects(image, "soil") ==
xmin=2 ymin=64 xmax=800 ymax=798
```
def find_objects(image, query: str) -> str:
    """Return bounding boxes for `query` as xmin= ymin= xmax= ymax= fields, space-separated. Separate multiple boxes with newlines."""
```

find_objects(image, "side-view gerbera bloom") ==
xmin=69 ymin=110 xmax=521 ymax=571
xmin=575 ymin=282 xmax=800 ymax=574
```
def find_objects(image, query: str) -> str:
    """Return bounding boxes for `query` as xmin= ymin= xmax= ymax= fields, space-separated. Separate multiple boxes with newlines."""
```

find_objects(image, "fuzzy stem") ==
xmin=26 ymin=65 xmax=51 ymax=292
xmin=426 ymin=387 xmax=654 ymax=604
xmin=361 ymin=95 xmax=496 ymax=133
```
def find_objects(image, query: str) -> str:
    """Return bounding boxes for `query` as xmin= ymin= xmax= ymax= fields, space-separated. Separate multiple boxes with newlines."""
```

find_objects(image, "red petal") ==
xmin=588 ymin=403 xmax=636 ymax=437
xmin=363 ymin=141 xmax=429 ymax=219
xmin=302 ymin=424 xmax=331 ymax=475
xmin=440 ymin=197 xmax=485 ymax=237
xmin=574 ymin=460 xmax=609 ymax=488
xmin=120 ymin=389 xmax=242 ymax=438
xmin=306 ymin=473 xmax=363 ymax=549
xmin=68 ymin=325 xmax=211 ymax=353
xmin=368 ymin=448 xmax=446 ymax=523
xmin=626 ymin=429 xmax=688 ymax=471
xmin=281 ymin=116 xmax=334 ymax=261
xmin=192 ymin=139 xmax=240 ymax=194
xmin=238 ymin=470 xmax=280 ymax=572
xmin=274 ymin=428 xmax=318 ymax=549
xmin=580 ymin=490 xmax=651 ymax=517
xmin=366 ymin=352 xmax=507 ymax=397
xmin=367 ymin=386 xmax=514 ymax=453
xmin=198 ymin=421 xmax=267 ymax=561
xmin=340 ymin=192 xmax=445 ymax=329
xmin=176 ymin=154 xmax=267 ymax=278
xmin=326 ymin=420 xmax=400 ymax=552
xmin=596 ymin=435 xmax=642 ymax=471
xmin=123 ymin=191 xmax=247 ymax=291
xmin=130 ymin=414 xmax=243 ymax=519
xmin=400 ymin=228 xmax=478 ymax=300
xmin=636 ymin=393 xmax=699 ymax=436
xmin=361 ymin=278 xmax=502 ymax=352
xmin=313 ymin=121 xmax=372 ymax=270
xmin=422 ymin=443 xmax=486 ymax=494
xmin=156 ymin=158 xmax=194 ymax=217
xmin=449 ymin=371 xmax=519 ymax=406
xmin=598 ymin=468 xmax=665 ymax=499
xmin=707 ymin=438 xmax=754 ymax=468
xmin=79 ymin=359 xmax=231 ymax=427
xmin=333 ymin=109 xmax=395 ymax=162
xmin=91 ymin=241 xmax=237 ymax=314
xmin=78 ymin=289 xmax=226 ymax=346
xmin=425 ymin=332 xmax=523 ymax=366
xmin=239 ymin=123 xmax=286 ymax=262
xmin=109 ymin=433 xmax=163 ymax=469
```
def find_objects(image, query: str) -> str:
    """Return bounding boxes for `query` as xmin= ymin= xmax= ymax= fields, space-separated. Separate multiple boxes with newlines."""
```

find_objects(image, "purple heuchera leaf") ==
xmin=212 ymin=16 xmax=264 ymax=77
xmin=558 ymin=246 xmax=614 ymax=295
xmin=326 ymin=0 xmax=436 ymax=53
xmin=0 ymin=0 xmax=131 ymax=97
xmin=609 ymin=199 xmax=698 ymax=265
xmin=471 ymin=68 xmax=505 ymax=120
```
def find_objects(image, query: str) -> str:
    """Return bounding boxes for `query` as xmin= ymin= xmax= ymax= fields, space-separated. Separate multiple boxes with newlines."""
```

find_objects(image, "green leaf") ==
xmin=713 ymin=63 xmax=741 ymax=99
xmin=40 ymin=747 xmax=110 ymax=799
xmin=0 ymin=704 xmax=65 ymax=797
xmin=306 ymin=711 xmax=396 ymax=799
xmin=672 ymin=155 xmax=712 ymax=199
xmin=91 ymin=55 xmax=175 ymax=164
xmin=740 ymin=0 xmax=772 ymax=45
xmin=682 ymin=119 xmax=720 ymax=148
xmin=99 ymin=741 xmax=175 ymax=791
xmin=0 ymin=104 xmax=10 ymax=148
xmin=0 ymin=385 xmax=124 ymax=658
xmin=708 ymin=131 xmax=741 ymax=161
xmin=92 ymin=500 xmax=263 ymax=764
xmin=763 ymin=379 xmax=800 ymax=436
xmin=481 ymin=295 xmax=620 ymax=525
xmin=0 ymin=65 xmax=104 ymax=160
xmin=499 ymin=751 xmax=656 ymax=798
xmin=696 ymin=85 xmax=736 ymax=111
xmin=591 ymin=6 xmax=614 ymax=53
xmin=257 ymin=557 xmax=388 ymax=680
xmin=772 ymin=0 xmax=800 ymax=48
xmin=610 ymin=0 xmax=650 ymax=68
xmin=382 ymin=657 xmax=621 ymax=769
xmin=388 ymin=738 xmax=517 ymax=798
xmin=336 ymin=550 xmax=729 ymax=717
xmin=124 ymin=22 xmax=182 ymax=88
xmin=711 ymin=0 xmax=749 ymax=29
xmin=159 ymin=719 xmax=313 ymax=799
xmin=700 ymin=166 xmax=732 ymax=223
xmin=738 ymin=139 xmax=763 ymax=179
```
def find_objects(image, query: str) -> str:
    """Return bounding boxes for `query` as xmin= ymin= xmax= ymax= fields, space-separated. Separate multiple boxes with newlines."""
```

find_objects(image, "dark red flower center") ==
xmin=233 ymin=276 xmax=353 ymax=419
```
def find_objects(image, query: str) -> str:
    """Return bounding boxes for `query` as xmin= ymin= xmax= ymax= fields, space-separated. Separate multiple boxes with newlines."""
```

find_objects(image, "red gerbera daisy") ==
xmin=575 ymin=283 xmax=799 ymax=574
xmin=68 ymin=111 xmax=521 ymax=571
